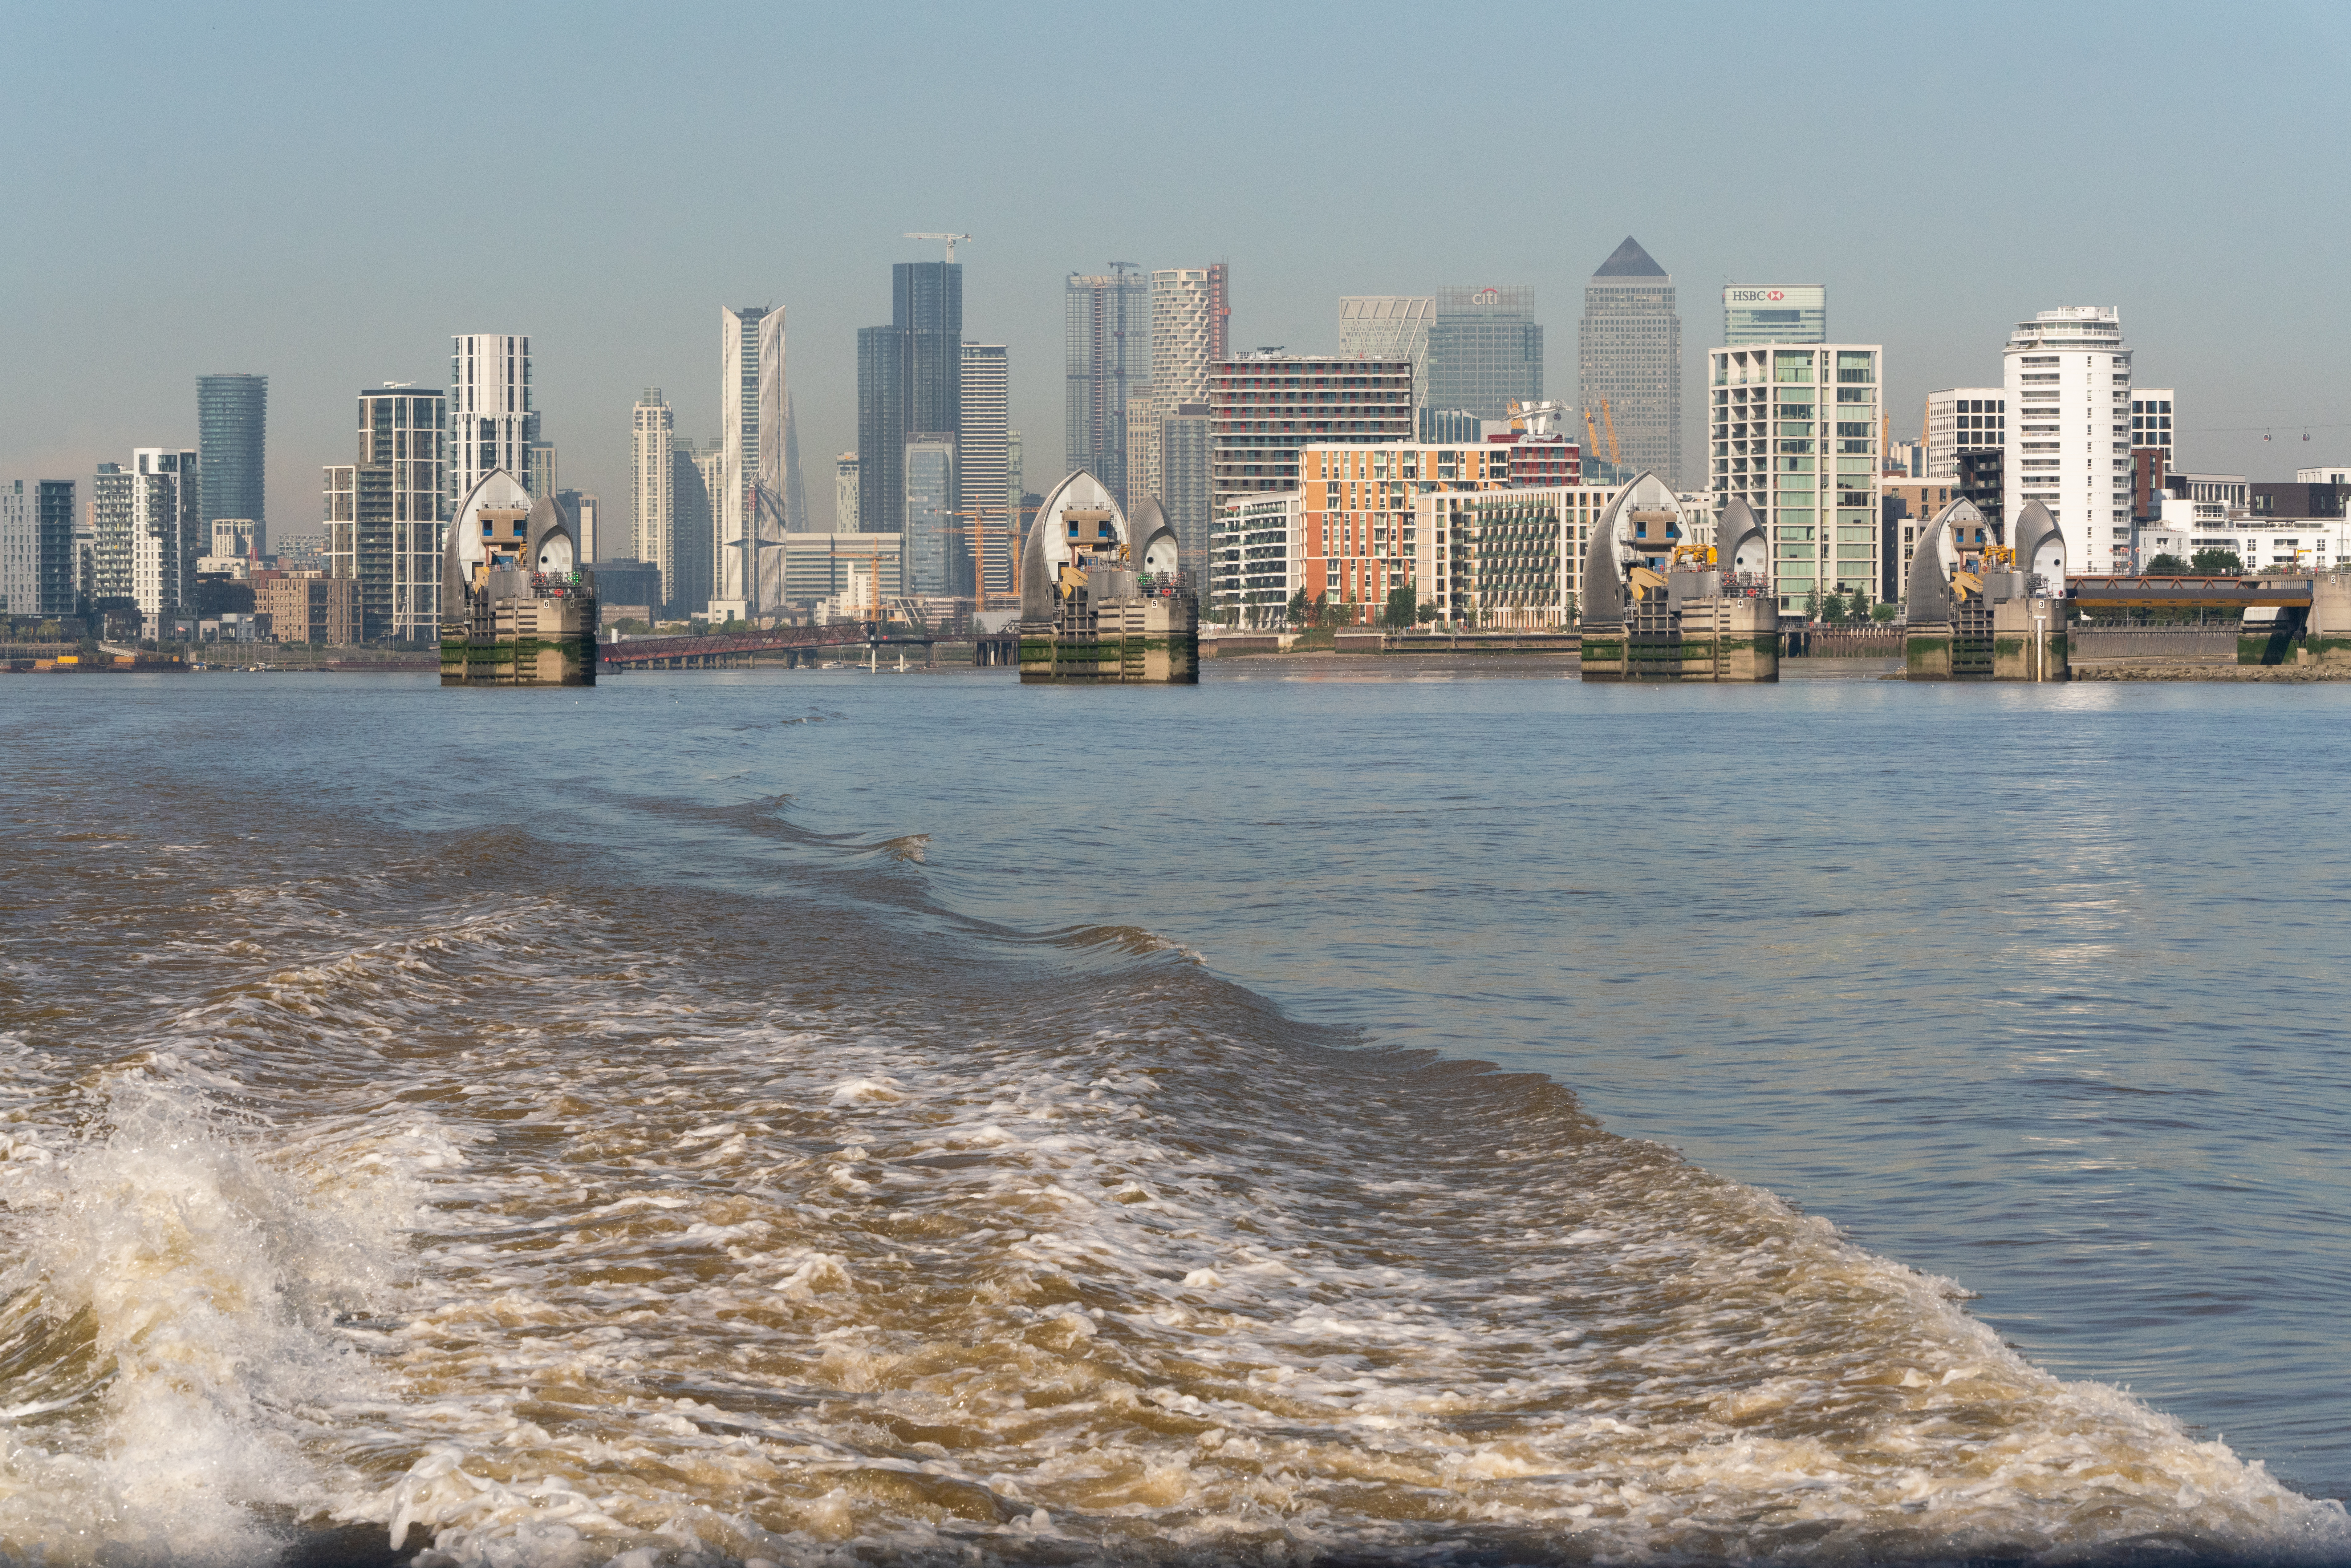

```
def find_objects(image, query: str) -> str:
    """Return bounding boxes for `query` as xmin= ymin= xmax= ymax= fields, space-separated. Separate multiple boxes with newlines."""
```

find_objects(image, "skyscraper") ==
xmin=1428 ymin=286 xmax=1541 ymax=426
xmin=0 ymin=480 xmax=75 ymax=619
xmin=449 ymin=335 xmax=538 ymax=508
xmin=1340 ymin=298 xmax=1434 ymax=432
xmin=197 ymin=374 xmax=267 ymax=551
xmin=1137 ymin=267 xmax=1225 ymax=559
xmin=2004 ymin=306 xmax=2133 ymax=576
xmin=1579 ymin=238 xmax=1682 ymax=487
xmin=959 ymin=343 xmax=1010 ymax=598
xmin=554 ymin=488 xmax=600 ymax=563
xmin=858 ymin=263 xmax=963 ymax=540
xmin=631 ymin=388 xmax=677 ymax=609
xmin=96 ymin=448 xmax=199 ymax=626
xmin=1707 ymin=343 xmax=1882 ymax=613
xmin=673 ymin=436 xmax=716 ymax=615
xmin=903 ymin=434 xmax=957 ymax=596
xmin=526 ymin=441 xmax=558 ymax=500
xmin=1722 ymin=286 xmax=1826 ymax=346
xmin=1065 ymin=269 xmax=1150 ymax=506
xmin=719 ymin=305 xmax=799 ymax=619
xmin=347 ymin=385 xmax=447 ymax=641
xmin=835 ymin=453 xmax=859 ymax=531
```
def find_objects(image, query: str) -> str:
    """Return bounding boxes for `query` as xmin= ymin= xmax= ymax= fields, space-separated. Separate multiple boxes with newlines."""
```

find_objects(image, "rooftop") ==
xmin=1593 ymin=236 xmax=1666 ymax=278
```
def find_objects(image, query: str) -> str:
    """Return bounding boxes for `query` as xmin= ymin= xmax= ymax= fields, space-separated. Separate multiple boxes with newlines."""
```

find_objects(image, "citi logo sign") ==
xmin=1472 ymin=288 xmax=1501 ymax=306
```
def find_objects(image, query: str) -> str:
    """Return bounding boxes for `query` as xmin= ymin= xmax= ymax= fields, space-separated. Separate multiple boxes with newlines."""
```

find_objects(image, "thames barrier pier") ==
xmin=441 ymin=475 xmax=598 ymax=687
xmin=1018 ymin=476 xmax=1199 ymax=684
xmin=1903 ymin=499 xmax=2069 ymax=681
xmin=1578 ymin=476 xmax=1779 ymax=681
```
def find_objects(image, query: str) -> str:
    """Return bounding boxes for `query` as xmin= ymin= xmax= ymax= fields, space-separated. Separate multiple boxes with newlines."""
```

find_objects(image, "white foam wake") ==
xmin=0 ymin=1072 xmax=412 ymax=1566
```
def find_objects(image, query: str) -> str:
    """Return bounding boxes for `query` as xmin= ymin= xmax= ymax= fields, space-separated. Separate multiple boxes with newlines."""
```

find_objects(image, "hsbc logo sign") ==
xmin=1726 ymin=285 xmax=1824 ymax=309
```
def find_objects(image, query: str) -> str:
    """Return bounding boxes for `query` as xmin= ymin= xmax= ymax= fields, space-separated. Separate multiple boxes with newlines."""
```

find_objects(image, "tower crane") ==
xmin=904 ymin=232 xmax=972 ymax=262
xmin=1582 ymin=407 xmax=1605 ymax=464
xmin=1600 ymin=399 xmax=1622 ymax=468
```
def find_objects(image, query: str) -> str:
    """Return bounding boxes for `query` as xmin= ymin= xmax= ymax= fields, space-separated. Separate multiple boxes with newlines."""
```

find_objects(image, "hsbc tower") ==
xmin=1723 ymin=285 xmax=1826 ymax=346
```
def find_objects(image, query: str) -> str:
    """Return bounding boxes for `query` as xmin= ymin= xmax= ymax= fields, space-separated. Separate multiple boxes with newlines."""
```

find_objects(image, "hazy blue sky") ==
xmin=5 ymin=0 xmax=2347 ymax=540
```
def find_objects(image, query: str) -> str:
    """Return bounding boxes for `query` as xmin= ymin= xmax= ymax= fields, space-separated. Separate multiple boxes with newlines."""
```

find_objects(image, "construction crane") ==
xmin=1582 ymin=407 xmax=1605 ymax=466
xmin=1599 ymin=400 xmax=1622 ymax=468
xmin=904 ymin=232 xmax=972 ymax=263
xmin=1507 ymin=399 xmax=1566 ymax=438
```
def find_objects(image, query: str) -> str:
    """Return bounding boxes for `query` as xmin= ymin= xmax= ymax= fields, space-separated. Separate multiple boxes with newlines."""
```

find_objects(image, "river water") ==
xmin=0 ymin=664 xmax=2345 ymax=1567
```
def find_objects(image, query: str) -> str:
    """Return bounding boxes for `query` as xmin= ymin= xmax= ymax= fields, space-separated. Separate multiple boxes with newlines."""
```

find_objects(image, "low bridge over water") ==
xmin=601 ymin=625 xmax=1019 ymax=671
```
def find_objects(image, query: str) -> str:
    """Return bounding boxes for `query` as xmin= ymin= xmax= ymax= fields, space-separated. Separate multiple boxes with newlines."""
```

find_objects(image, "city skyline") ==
xmin=3 ymin=3 xmax=2344 ymax=536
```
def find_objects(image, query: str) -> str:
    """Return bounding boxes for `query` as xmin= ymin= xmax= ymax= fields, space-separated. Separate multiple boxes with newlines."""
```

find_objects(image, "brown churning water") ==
xmin=0 ymin=673 xmax=2345 ymax=1567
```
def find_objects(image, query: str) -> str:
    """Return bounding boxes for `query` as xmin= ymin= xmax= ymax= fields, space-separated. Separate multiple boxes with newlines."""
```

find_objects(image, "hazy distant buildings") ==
xmin=674 ymin=436 xmax=717 ymax=614
xmin=1065 ymin=269 xmax=1150 ymax=507
xmin=554 ymin=488 xmax=600 ymax=563
xmin=2004 ymin=305 xmax=2133 ymax=574
xmin=1210 ymin=353 xmax=1413 ymax=518
xmin=526 ymin=441 xmax=558 ymax=500
xmin=960 ymin=343 xmax=1009 ymax=598
xmin=1579 ymin=238 xmax=1681 ymax=487
xmin=860 ymin=264 xmax=962 ymax=541
xmin=449 ymin=335 xmax=538 ymax=510
xmin=197 ymin=374 xmax=267 ymax=551
xmin=903 ymin=433 xmax=957 ymax=596
xmin=1427 ymin=286 xmax=1540 ymax=427
xmin=1926 ymin=388 xmax=2006 ymax=481
xmin=1722 ymin=286 xmax=1826 ymax=346
xmin=834 ymin=452 xmax=859 ymax=531
xmin=1339 ymin=297 xmax=1433 ymax=432
xmin=631 ymin=388 xmax=677 ymax=609
xmin=718 ymin=305 xmax=799 ymax=620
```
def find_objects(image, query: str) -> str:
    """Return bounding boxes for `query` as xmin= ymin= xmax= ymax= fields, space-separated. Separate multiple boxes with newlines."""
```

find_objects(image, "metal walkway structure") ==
xmin=601 ymin=625 xmax=928 ymax=671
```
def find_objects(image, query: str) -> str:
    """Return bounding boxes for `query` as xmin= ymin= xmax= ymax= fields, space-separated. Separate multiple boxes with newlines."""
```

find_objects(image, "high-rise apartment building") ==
xmin=1723 ymin=287 xmax=1826 ymax=346
xmin=631 ymin=388 xmax=678 ymax=609
xmin=1926 ymin=388 xmax=2006 ymax=481
xmin=0 ymin=480 xmax=76 ymax=618
xmin=673 ymin=436 xmax=717 ymax=615
xmin=1161 ymin=405 xmax=1214 ymax=578
xmin=449 ymin=335 xmax=538 ymax=510
xmin=859 ymin=264 xmax=962 ymax=539
xmin=1125 ymin=266 xmax=1227 ymax=559
xmin=0 ymin=483 xmax=32 ymax=617
xmin=959 ymin=343 xmax=1010 ymax=599
xmin=326 ymin=385 xmax=449 ymax=641
xmin=1210 ymin=354 xmax=1415 ymax=518
xmin=2130 ymin=389 xmax=2175 ymax=465
xmin=903 ymin=435 xmax=957 ymax=597
xmin=1708 ymin=343 xmax=1882 ymax=612
xmin=321 ymin=463 xmax=391 ymax=638
xmin=197 ymin=374 xmax=267 ymax=552
xmin=835 ymin=453 xmax=859 ymax=531
xmin=554 ymin=488 xmax=600 ymax=563
xmin=1065 ymin=269 xmax=1150 ymax=507
xmin=144 ymin=449 xmax=202 ymax=620
xmin=1427 ymin=286 xmax=1541 ymax=427
xmin=718 ymin=305 xmax=800 ymax=619
xmin=1339 ymin=297 xmax=1434 ymax=432
xmin=95 ymin=450 xmax=200 ymax=626
xmin=1580 ymin=238 xmax=1681 ymax=488
xmin=2003 ymin=306 xmax=2133 ymax=577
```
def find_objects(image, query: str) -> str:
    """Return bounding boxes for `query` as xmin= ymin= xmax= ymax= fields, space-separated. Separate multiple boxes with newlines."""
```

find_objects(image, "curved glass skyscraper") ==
xmin=197 ymin=373 xmax=267 ymax=549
